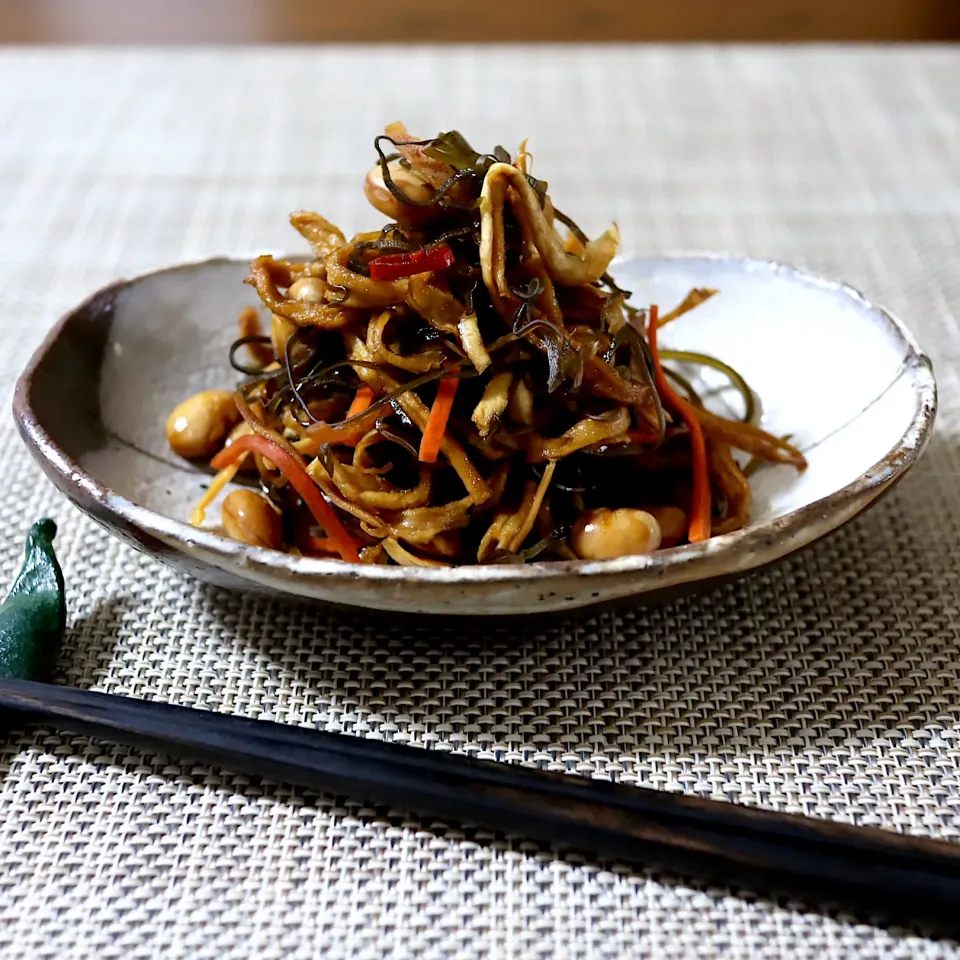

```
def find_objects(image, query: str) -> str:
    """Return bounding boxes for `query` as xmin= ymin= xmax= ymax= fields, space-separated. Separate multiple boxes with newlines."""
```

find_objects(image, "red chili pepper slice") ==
xmin=368 ymin=244 xmax=455 ymax=281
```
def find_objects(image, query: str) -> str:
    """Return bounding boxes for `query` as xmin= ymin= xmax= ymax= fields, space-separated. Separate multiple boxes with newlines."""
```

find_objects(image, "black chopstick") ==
xmin=3 ymin=676 xmax=959 ymax=938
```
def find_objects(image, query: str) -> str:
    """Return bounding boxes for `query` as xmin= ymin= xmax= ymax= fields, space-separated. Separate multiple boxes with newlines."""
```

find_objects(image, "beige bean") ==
xmin=221 ymin=489 xmax=284 ymax=550
xmin=646 ymin=505 xmax=687 ymax=549
xmin=271 ymin=280 xmax=321 ymax=360
xmin=571 ymin=508 xmax=662 ymax=561
xmin=287 ymin=277 xmax=325 ymax=302
xmin=165 ymin=390 xmax=239 ymax=459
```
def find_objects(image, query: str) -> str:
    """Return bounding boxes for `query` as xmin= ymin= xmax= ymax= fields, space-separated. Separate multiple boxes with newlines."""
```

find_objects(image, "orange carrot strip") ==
xmin=647 ymin=305 xmax=711 ymax=543
xmin=305 ymin=406 xmax=382 ymax=446
xmin=211 ymin=434 xmax=360 ymax=562
xmin=418 ymin=377 xmax=459 ymax=464
xmin=346 ymin=385 xmax=375 ymax=419
xmin=305 ymin=388 xmax=386 ymax=448
xmin=292 ymin=512 xmax=341 ymax=556
xmin=302 ymin=534 xmax=339 ymax=555
xmin=625 ymin=430 xmax=661 ymax=445
xmin=335 ymin=385 xmax=378 ymax=447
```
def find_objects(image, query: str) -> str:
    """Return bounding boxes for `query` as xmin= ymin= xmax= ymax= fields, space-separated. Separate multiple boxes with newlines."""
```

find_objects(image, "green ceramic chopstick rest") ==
xmin=0 ymin=519 xmax=66 ymax=683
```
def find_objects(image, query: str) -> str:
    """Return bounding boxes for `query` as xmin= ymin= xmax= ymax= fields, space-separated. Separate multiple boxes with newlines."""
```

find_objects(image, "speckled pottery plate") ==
xmin=13 ymin=254 xmax=936 ymax=616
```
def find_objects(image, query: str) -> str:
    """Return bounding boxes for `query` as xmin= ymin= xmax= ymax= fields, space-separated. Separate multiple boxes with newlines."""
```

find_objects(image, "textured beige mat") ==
xmin=0 ymin=45 xmax=958 ymax=959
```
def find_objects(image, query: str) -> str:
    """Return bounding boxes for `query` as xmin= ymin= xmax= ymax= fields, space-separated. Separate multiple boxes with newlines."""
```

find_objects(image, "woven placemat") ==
xmin=0 ymin=44 xmax=958 ymax=959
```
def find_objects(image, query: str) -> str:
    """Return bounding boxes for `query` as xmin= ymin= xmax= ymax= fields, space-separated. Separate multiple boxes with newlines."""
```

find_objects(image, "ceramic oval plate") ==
xmin=14 ymin=254 xmax=936 ymax=616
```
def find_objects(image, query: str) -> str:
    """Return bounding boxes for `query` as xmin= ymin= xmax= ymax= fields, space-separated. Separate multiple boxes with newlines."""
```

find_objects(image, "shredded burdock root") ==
xmin=169 ymin=122 xmax=807 ymax=564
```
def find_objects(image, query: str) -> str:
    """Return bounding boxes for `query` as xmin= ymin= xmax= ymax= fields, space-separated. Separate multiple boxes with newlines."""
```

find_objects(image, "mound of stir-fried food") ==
xmin=165 ymin=123 xmax=806 ymax=565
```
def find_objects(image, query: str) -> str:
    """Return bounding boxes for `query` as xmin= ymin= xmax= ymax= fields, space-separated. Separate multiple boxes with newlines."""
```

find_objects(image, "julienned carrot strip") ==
xmin=210 ymin=434 xmax=360 ymax=563
xmin=647 ymin=305 xmax=712 ymax=543
xmin=625 ymin=430 xmax=661 ymax=445
xmin=292 ymin=516 xmax=342 ymax=556
xmin=306 ymin=407 xmax=381 ymax=446
xmin=305 ymin=387 xmax=382 ymax=448
xmin=346 ymin=386 xmax=375 ymax=419
xmin=337 ymin=386 xmax=378 ymax=447
xmin=301 ymin=534 xmax=340 ymax=555
xmin=418 ymin=378 xmax=459 ymax=464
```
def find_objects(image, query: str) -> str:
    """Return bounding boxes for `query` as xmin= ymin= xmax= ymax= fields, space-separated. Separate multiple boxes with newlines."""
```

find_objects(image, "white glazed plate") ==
xmin=13 ymin=255 xmax=937 ymax=616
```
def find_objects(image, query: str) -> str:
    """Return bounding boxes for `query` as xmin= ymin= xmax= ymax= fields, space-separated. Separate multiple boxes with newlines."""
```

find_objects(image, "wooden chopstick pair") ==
xmin=2 ymin=676 xmax=959 ymax=939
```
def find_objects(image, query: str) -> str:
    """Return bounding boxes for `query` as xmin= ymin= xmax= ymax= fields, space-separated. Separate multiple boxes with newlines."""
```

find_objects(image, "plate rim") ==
xmin=13 ymin=252 xmax=938 ymax=591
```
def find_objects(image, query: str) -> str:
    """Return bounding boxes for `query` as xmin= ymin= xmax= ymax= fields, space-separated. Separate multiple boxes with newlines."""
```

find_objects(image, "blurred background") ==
xmin=2 ymin=0 xmax=959 ymax=43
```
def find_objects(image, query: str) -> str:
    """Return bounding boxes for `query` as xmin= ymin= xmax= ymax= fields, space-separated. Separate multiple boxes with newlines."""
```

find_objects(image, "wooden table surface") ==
xmin=2 ymin=0 xmax=959 ymax=43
